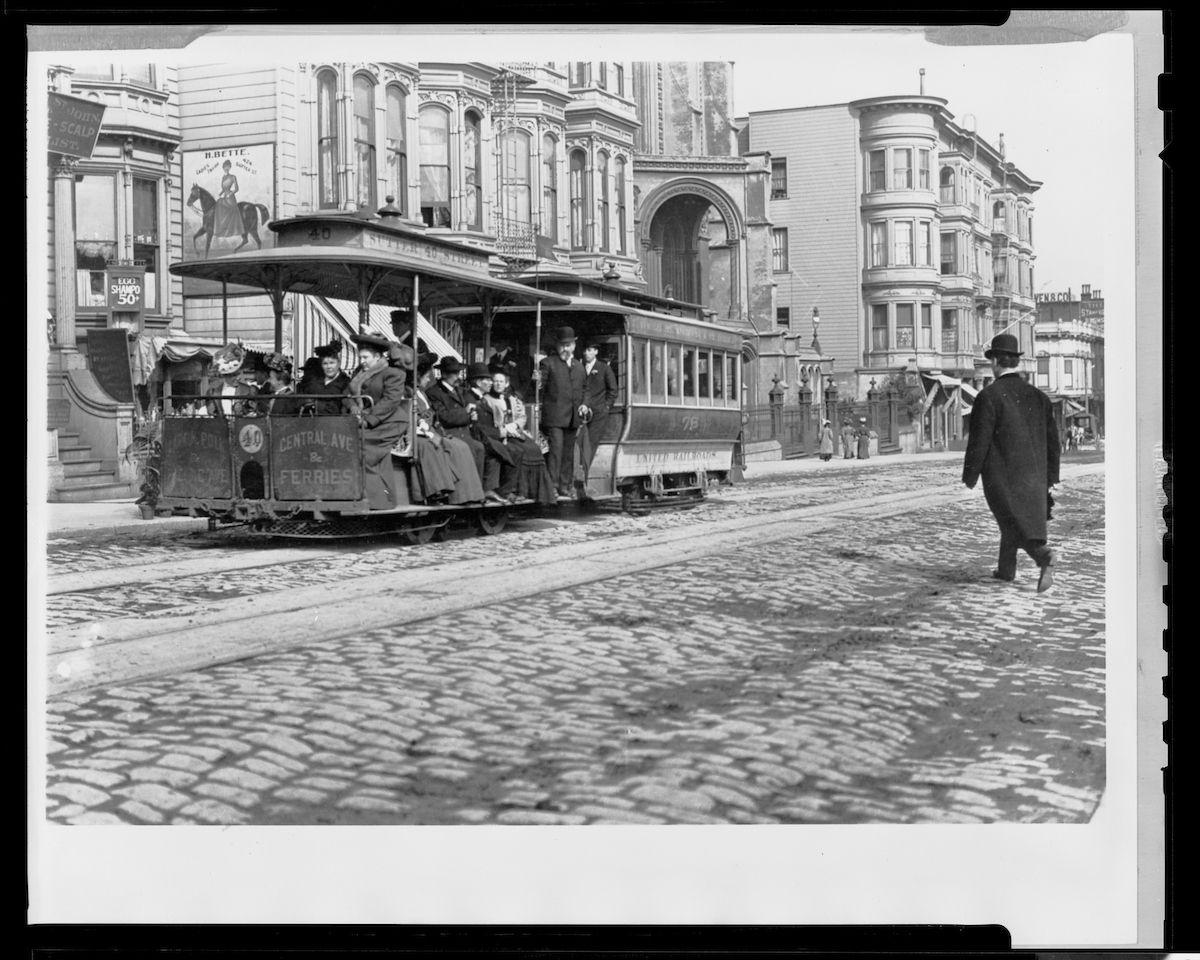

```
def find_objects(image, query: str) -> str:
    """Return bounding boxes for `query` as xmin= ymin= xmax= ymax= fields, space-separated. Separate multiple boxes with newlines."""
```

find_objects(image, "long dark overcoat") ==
xmin=344 ymin=362 xmax=410 ymax=509
xmin=538 ymin=354 xmax=586 ymax=430
xmin=962 ymin=373 xmax=1061 ymax=541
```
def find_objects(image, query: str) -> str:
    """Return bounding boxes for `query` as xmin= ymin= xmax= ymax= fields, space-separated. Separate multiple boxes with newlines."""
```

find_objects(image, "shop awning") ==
xmin=1062 ymin=398 xmax=1086 ymax=414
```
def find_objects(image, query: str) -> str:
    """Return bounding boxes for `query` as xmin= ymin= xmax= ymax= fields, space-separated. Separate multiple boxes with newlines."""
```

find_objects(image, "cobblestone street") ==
xmin=41 ymin=456 xmax=1105 ymax=826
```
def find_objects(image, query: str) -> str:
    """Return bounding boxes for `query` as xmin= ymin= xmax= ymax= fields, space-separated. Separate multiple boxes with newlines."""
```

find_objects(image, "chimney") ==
xmin=1081 ymin=283 xmax=1090 ymax=299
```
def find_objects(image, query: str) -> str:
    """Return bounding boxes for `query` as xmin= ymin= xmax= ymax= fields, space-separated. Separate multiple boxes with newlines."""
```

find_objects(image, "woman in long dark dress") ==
xmin=386 ymin=344 xmax=455 ymax=504
xmin=487 ymin=369 xmax=556 ymax=504
xmin=212 ymin=160 xmax=242 ymax=238
xmin=297 ymin=341 xmax=350 ymax=416
xmin=413 ymin=354 xmax=485 ymax=505
xmin=344 ymin=334 xmax=410 ymax=509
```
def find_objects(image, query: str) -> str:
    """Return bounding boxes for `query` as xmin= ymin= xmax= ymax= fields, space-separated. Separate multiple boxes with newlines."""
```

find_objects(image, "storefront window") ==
xmin=316 ymin=69 xmax=339 ymax=209
xmin=419 ymin=105 xmax=451 ymax=227
xmin=499 ymin=127 xmax=531 ymax=226
xmin=542 ymin=134 xmax=557 ymax=242
xmin=385 ymin=85 xmax=407 ymax=215
xmin=464 ymin=111 xmax=484 ymax=230
xmin=682 ymin=346 xmax=696 ymax=401
xmin=132 ymin=178 xmax=158 ymax=313
xmin=712 ymin=352 xmax=725 ymax=401
xmin=353 ymin=75 xmax=376 ymax=210
xmin=74 ymin=174 xmax=116 ymax=309
xmin=667 ymin=343 xmax=682 ymax=401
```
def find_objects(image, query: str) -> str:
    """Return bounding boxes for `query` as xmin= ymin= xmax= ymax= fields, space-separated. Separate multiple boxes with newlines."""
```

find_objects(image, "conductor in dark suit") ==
xmin=580 ymin=341 xmax=619 ymax=441
xmin=962 ymin=333 xmax=1061 ymax=591
xmin=538 ymin=325 xmax=587 ymax=500
xmin=426 ymin=357 xmax=485 ymax=480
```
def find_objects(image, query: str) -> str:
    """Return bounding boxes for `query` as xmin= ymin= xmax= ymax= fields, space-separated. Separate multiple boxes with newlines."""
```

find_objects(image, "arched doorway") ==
xmin=638 ymin=178 xmax=743 ymax=319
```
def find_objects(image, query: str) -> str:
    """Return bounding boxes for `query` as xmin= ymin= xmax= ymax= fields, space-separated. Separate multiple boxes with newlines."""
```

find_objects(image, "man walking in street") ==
xmin=962 ymin=333 xmax=1061 ymax=592
xmin=538 ymin=326 xmax=586 ymax=500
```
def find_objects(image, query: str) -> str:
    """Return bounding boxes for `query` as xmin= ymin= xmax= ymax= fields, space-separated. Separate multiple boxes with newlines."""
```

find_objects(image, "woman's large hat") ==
xmin=314 ymin=339 xmax=343 ymax=360
xmin=416 ymin=352 xmax=439 ymax=375
xmin=264 ymin=351 xmax=293 ymax=376
xmin=211 ymin=342 xmax=246 ymax=377
xmin=351 ymin=331 xmax=392 ymax=352
xmin=984 ymin=333 xmax=1023 ymax=359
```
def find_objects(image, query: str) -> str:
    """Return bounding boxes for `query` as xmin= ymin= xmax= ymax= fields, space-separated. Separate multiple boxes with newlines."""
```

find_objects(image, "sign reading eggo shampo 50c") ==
xmin=48 ymin=92 xmax=106 ymax=159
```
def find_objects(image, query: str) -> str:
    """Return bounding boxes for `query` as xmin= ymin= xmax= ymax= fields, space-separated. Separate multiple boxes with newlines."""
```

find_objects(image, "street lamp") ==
xmin=811 ymin=306 xmax=822 ymax=354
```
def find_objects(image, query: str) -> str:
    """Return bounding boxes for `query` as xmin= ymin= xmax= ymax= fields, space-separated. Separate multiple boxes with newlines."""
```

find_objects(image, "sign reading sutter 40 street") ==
xmin=48 ymin=92 xmax=106 ymax=159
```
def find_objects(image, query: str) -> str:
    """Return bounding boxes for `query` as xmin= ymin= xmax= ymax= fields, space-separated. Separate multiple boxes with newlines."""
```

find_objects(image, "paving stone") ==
xmin=178 ymin=799 xmax=250 ymax=824
xmin=336 ymin=795 xmax=407 ymax=814
xmin=117 ymin=799 xmax=166 ymax=823
xmin=160 ymin=752 xmax=215 ymax=773
xmin=46 ymin=781 xmax=110 ymax=807
xmin=114 ymin=782 xmax=191 ymax=811
xmin=46 ymin=767 xmax=126 ymax=789
xmin=64 ymin=811 xmax=125 ymax=825
xmin=128 ymin=766 xmax=199 ymax=788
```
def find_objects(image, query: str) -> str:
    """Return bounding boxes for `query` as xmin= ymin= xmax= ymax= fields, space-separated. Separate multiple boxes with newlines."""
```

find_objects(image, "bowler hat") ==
xmin=416 ymin=352 xmax=439 ymax=375
xmin=466 ymin=361 xmax=494 ymax=381
xmin=351 ymin=332 xmax=392 ymax=352
xmin=984 ymin=333 xmax=1023 ymax=359
xmin=554 ymin=325 xmax=577 ymax=344
xmin=437 ymin=356 xmax=464 ymax=374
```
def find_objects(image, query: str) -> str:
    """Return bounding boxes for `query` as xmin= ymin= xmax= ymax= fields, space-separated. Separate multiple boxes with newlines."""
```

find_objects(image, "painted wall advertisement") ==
xmin=180 ymin=143 xmax=275 ymax=297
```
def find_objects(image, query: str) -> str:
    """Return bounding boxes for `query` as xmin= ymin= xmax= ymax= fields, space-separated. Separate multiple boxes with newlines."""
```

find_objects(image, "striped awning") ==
xmin=323 ymin=298 xmax=461 ymax=361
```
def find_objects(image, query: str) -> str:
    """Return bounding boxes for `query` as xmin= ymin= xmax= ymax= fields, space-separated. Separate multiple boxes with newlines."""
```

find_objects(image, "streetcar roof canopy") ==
xmin=169 ymin=212 xmax=571 ymax=311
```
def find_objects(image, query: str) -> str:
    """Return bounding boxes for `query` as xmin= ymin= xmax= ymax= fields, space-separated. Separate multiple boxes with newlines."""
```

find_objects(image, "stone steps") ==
xmin=51 ymin=480 xmax=138 ymax=503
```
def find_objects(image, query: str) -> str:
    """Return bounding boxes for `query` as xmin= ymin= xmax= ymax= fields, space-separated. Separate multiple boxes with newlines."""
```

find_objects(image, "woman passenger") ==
xmin=297 ymin=341 xmax=350 ymax=416
xmin=488 ymin=369 xmax=556 ymax=504
xmin=260 ymin=353 xmax=301 ymax=417
xmin=414 ymin=353 xmax=485 ymax=505
xmin=344 ymin=333 xmax=410 ymax=509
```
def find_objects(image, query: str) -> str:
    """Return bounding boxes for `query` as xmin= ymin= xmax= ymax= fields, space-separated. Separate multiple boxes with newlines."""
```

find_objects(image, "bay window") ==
xmin=894 ymin=221 xmax=913 ymax=266
xmin=918 ymin=148 xmax=931 ymax=189
xmin=892 ymin=148 xmax=912 ymax=190
xmin=353 ymin=75 xmax=376 ymax=209
xmin=895 ymin=303 xmax=914 ymax=348
xmin=569 ymin=148 xmax=588 ymax=250
xmin=74 ymin=174 xmax=116 ymax=309
xmin=940 ymin=166 xmax=954 ymax=204
xmin=419 ymin=105 xmax=452 ymax=227
xmin=499 ymin=127 xmax=532 ymax=226
xmin=385 ymin=85 xmax=407 ymax=215
xmin=917 ymin=221 xmax=931 ymax=266
xmin=542 ymin=134 xmax=558 ymax=242
xmin=920 ymin=304 xmax=933 ymax=349
xmin=597 ymin=150 xmax=610 ymax=252
xmin=870 ymin=221 xmax=887 ymax=267
xmin=463 ymin=110 xmax=483 ymax=230
xmin=940 ymin=232 xmax=956 ymax=275
xmin=316 ymin=69 xmax=339 ymax=208
xmin=871 ymin=304 xmax=888 ymax=350
xmin=615 ymin=156 xmax=627 ymax=254
xmin=868 ymin=150 xmax=885 ymax=191
xmin=941 ymin=309 xmax=959 ymax=352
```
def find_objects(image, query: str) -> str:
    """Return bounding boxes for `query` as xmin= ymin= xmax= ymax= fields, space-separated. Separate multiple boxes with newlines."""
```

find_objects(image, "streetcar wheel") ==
xmin=475 ymin=509 xmax=508 ymax=536
xmin=401 ymin=523 xmax=440 ymax=545
xmin=620 ymin=487 xmax=651 ymax=516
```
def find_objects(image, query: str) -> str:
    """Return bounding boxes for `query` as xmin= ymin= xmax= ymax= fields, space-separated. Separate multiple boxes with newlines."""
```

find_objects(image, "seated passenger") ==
xmin=260 ymin=353 xmax=301 ymax=417
xmin=425 ymin=357 xmax=485 ymax=481
xmin=413 ymin=353 xmax=485 ymax=505
xmin=487 ymin=369 xmax=556 ymax=504
xmin=297 ymin=340 xmax=350 ymax=416
xmin=204 ymin=343 xmax=257 ymax=418
xmin=344 ymin=333 xmax=410 ymax=510
xmin=464 ymin=362 xmax=517 ymax=504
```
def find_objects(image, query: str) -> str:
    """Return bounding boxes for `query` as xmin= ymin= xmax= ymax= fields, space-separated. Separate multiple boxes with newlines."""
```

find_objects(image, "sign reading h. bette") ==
xmin=48 ymin=92 xmax=106 ymax=159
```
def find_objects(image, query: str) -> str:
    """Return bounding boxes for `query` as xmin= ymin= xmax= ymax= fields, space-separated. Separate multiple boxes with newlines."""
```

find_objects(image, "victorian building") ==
xmin=744 ymin=93 xmax=1041 ymax=448
xmin=1035 ymin=283 xmax=1105 ymax=434
xmin=45 ymin=60 xmax=182 ymax=500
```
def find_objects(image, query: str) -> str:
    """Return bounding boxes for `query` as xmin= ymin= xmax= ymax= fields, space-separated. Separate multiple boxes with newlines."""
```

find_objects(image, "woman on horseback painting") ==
xmin=213 ymin=160 xmax=242 ymax=238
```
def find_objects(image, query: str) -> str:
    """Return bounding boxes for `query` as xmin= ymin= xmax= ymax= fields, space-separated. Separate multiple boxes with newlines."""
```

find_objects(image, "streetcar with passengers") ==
xmin=159 ymin=209 xmax=745 ymax=540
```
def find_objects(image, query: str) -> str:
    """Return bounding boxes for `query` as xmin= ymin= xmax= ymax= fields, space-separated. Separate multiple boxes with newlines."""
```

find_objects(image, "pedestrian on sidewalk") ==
xmin=962 ymin=333 xmax=1061 ymax=592
xmin=856 ymin=417 xmax=871 ymax=459
xmin=840 ymin=419 xmax=855 ymax=459
xmin=819 ymin=419 xmax=834 ymax=461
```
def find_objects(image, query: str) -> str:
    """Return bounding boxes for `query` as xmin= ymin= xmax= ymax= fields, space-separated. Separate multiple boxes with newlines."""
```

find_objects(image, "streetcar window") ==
xmin=666 ymin=343 xmax=681 ymax=402
xmin=712 ymin=353 xmax=724 ymax=401
xmin=698 ymin=351 xmax=712 ymax=403
xmin=682 ymin=347 xmax=697 ymax=406
xmin=726 ymin=355 xmax=739 ymax=406
xmin=630 ymin=337 xmax=648 ymax=402
xmin=649 ymin=340 xmax=665 ymax=402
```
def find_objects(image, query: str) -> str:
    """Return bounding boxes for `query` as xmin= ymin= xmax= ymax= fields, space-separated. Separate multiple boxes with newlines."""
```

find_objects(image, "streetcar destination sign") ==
xmin=48 ymin=92 xmax=106 ymax=159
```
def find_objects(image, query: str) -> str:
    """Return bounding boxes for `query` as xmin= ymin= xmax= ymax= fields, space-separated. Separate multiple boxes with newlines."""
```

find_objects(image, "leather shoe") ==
xmin=1037 ymin=552 xmax=1056 ymax=593
xmin=991 ymin=569 xmax=1015 ymax=582
xmin=484 ymin=491 xmax=507 ymax=505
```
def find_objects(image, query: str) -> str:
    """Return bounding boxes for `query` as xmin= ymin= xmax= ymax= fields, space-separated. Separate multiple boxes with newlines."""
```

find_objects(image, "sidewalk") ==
xmin=738 ymin=449 xmax=962 ymax=481
xmin=45 ymin=500 xmax=210 ymax=544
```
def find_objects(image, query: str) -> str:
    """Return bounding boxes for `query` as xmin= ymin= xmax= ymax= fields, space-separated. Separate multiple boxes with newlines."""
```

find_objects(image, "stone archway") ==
xmin=638 ymin=178 xmax=744 ymax=318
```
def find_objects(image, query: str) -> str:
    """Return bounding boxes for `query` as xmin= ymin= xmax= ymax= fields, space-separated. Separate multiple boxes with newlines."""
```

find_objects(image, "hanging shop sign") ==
xmin=48 ymin=92 xmax=105 ymax=159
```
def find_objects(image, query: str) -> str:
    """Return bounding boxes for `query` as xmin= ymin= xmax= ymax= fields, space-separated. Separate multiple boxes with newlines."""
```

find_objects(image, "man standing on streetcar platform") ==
xmin=962 ymin=333 xmax=1061 ymax=592
xmin=538 ymin=326 xmax=587 ymax=501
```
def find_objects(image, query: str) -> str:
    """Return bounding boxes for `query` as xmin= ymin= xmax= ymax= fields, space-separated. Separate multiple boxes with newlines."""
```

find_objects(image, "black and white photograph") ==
xmin=28 ymin=15 xmax=1166 ymax=947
